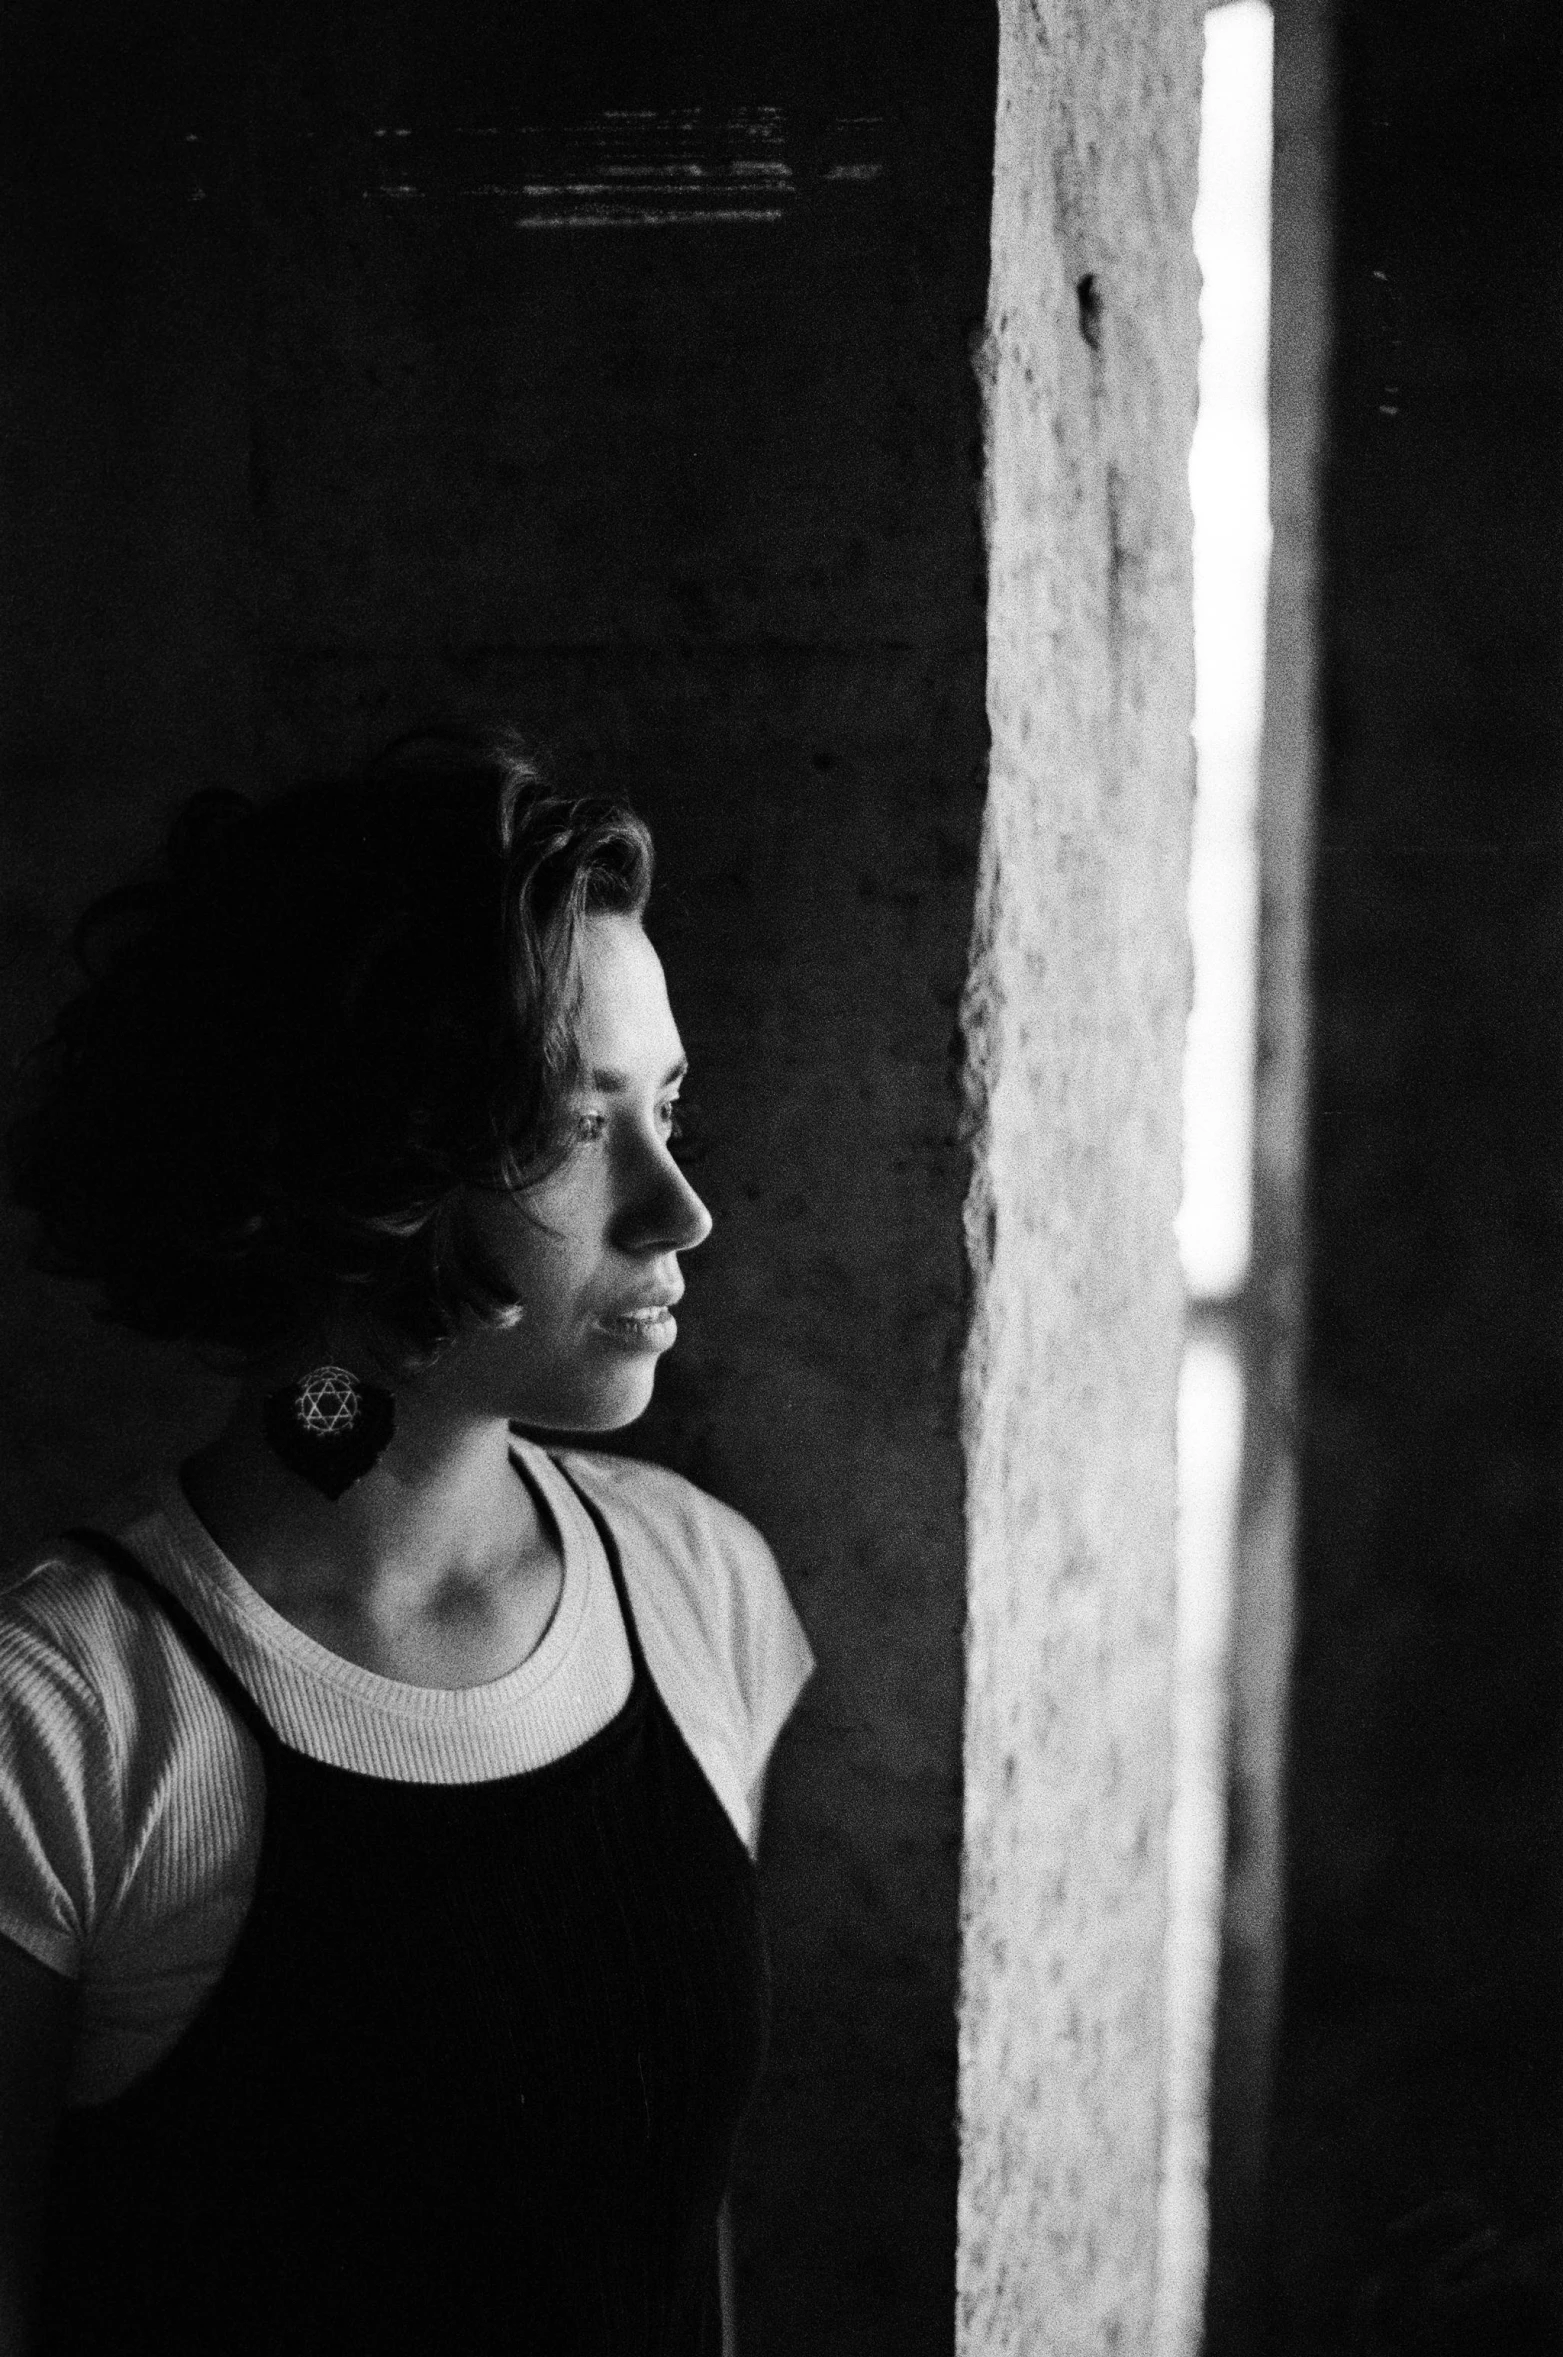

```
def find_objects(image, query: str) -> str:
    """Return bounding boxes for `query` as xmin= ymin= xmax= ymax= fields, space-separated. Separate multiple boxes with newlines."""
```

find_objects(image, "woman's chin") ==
xmin=510 ymin=1367 xmax=659 ymax=1437
xmin=578 ymin=1386 xmax=655 ymax=1435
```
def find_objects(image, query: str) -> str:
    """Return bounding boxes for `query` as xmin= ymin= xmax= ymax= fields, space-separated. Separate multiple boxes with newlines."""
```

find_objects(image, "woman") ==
xmin=0 ymin=735 xmax=813 ymax=2354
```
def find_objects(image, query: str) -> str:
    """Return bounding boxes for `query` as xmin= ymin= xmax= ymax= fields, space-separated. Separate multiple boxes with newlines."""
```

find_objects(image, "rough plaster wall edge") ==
xmin=955 ymin=1 xmax=1203 ymax=2348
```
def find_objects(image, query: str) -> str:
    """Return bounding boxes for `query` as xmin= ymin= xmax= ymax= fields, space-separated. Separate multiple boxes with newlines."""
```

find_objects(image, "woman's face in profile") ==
xmin=454 ymin=911 xmax=713 ymax=1432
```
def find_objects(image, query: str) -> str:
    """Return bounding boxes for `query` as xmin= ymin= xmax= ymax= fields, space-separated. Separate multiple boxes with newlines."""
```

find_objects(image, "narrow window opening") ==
xmin=1158 ymin=7 xmax=1275 ymax=2352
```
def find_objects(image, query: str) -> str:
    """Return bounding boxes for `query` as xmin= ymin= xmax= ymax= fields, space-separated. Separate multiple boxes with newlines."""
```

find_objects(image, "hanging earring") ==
xmin=261 ymin=1363 xmax=396 ymax=1500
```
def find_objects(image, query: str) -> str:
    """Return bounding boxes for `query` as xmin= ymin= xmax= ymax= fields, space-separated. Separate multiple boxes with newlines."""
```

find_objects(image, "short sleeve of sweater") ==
xmin=0 ymin=1561 xmax=125 ymax=1978
xmin=554 ymin=1453 xmax=814 ymax=1850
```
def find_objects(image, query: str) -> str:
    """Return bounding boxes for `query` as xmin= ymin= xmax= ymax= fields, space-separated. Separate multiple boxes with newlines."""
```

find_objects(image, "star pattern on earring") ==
xmin=263 ymin=1363 xmax=396 ymax=1499
xmin=293 ymin=1365 xmax=363 ymax=1437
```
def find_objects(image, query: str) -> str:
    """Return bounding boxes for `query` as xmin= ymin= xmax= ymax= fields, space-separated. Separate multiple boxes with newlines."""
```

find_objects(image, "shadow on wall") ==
xmin=1203 ymin=2 xmax=1563 ymax=2351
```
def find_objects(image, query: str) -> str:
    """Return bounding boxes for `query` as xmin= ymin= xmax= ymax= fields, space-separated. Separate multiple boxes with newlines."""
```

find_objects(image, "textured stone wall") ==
xmin=957 ymin=4 xmax=1201 ymax=2351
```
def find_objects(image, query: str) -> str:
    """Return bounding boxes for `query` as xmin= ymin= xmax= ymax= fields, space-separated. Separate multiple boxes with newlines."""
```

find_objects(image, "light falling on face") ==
xmin=458 ymin=911 xmax=712 ymax=1432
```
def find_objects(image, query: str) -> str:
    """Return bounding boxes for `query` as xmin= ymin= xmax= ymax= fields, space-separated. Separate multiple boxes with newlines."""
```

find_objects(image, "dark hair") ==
xmin=5 ymin=732 xmax=653 ymax=1368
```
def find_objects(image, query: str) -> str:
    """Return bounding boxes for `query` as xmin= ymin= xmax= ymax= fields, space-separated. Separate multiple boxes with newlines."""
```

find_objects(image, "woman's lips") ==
xmin=594 ymin=1304 xmax=679 ymax=1352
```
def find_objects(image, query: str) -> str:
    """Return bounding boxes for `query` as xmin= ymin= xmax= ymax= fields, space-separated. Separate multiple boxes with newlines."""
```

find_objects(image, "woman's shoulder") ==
xmin=0 ymin=1499 xmax=177 ymax=1715
xmin=0 ymin=1494 xmax=217 ymax=1978
xmin=553 ymin=1448 xmax=779 ymax=1582
xmin=551 ymin=1447 xmax=814 ymax=1761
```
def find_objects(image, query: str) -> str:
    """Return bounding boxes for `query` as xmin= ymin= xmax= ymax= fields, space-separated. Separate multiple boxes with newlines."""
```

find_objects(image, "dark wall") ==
xmin=1265 ymin=4 xmax=1563 ymax=2348
xmin=0 ymin=6 xmax=996 ymax=2347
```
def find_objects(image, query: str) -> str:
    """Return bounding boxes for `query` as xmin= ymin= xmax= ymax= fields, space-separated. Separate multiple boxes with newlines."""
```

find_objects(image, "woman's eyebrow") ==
xmin=586 ymin=1055 xmax=689 ymax=1092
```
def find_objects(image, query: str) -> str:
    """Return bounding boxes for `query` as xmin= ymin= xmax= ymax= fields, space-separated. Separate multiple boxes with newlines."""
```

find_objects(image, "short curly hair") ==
xmin=5 ymin=732 xmax=653 ymax=1368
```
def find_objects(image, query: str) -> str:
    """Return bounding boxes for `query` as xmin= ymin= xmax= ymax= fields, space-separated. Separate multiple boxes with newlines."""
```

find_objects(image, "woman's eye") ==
xmin=662 ymin=1100 xmax=706 ymax=1164
xmin=570 ymin=1101 xmax=690 ymax=1152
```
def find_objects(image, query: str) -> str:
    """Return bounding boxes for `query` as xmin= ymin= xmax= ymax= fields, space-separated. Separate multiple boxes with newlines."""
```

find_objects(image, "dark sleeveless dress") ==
xmin=41 ymin=1466 xmax=770 ymax=2355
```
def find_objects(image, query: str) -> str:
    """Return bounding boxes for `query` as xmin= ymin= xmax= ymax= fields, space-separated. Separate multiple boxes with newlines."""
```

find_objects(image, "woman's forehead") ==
xmin=575 ymin=913 xmax=683 ymax=1072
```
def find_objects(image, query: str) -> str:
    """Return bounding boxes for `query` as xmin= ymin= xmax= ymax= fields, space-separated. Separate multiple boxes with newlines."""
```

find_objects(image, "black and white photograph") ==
xmin=1 ymin=4 xmax=1558 ymax=2351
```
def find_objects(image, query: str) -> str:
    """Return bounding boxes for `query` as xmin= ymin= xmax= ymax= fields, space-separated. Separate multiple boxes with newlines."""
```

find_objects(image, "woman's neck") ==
xmin=181 ymin=1380 xmax=565 ymax=1686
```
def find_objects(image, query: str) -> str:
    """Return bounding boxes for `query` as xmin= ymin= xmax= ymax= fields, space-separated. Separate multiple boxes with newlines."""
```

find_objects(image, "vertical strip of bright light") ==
xmin=1159 ymin=1332 xmax=1248 ymax=2357
xmin=1158 ymin=9 xmax=1274 ymax=2357
xmin=1179 ymin=0 xmax=1274 ymax=1303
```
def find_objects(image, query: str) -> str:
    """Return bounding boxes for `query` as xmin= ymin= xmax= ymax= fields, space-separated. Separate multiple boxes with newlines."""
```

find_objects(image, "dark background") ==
xmin=1 ymin=4 xmax=995 ymax=2348
xmin=1211 ymin=4 xmax=1563 ymax=2350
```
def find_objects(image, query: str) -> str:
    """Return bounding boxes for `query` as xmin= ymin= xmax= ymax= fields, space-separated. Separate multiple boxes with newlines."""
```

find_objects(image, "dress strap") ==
xmin=546 ymin=1460 xmax=648 ymax=1682
xmin=63 ymin=1527 xmax=273 ymax=1750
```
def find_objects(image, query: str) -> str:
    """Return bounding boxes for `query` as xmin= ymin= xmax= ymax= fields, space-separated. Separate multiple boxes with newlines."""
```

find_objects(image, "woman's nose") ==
xmin=667 ymin=1163 xmax=714 ymax=1252
xmin=620 ymin=1144 xmax=713 ymax=1255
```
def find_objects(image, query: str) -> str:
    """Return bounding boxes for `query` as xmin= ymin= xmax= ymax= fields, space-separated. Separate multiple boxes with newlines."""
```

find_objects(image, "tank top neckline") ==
xmin=74 ymin=1453 xmax=652 ymax=1798
xmin=147 ymin=1436 xmax=605 ymax=1722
